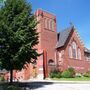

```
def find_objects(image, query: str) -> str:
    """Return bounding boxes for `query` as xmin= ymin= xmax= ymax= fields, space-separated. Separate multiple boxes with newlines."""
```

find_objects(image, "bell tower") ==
xmin=35 ymin=9 xmax=57 ymax=79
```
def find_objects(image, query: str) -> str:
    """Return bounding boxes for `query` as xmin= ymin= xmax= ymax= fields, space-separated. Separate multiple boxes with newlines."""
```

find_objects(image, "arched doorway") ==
xmin=48 ymin=59 xmax=55 ymax=72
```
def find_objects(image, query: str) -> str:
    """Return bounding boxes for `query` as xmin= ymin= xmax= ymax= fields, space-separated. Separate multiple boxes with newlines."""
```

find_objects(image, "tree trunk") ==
xmin=10 ymin=68 xmax=13 ymax=84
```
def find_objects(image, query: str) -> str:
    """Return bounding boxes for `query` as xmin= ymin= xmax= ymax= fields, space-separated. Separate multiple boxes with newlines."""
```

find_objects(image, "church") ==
xmin=6 ymin=9 xmax=90 ymax=80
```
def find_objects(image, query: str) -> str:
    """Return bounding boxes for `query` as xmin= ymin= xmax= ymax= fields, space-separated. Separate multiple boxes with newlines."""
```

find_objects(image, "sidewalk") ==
xmin=21 ymin=78 xmax=90 ymax=84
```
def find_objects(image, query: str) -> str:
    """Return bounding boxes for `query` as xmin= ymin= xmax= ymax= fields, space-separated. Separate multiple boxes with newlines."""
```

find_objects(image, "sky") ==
xmin=27 ymin=0 xmax=90 ymax=49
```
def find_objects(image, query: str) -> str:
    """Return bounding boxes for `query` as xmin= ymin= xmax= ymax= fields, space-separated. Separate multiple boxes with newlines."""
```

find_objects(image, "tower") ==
xmin=35 ymin=9 xmax=57 ymax=79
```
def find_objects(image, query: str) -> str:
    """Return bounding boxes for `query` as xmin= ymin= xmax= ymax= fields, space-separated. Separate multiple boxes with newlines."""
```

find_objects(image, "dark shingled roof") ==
xmin=84 ymin=48 xmax=90 ymax=53
xmin=0 ymin=69 xmax=7 ymax=74
xmin=56 ymin=26 xmax=73 ymax=48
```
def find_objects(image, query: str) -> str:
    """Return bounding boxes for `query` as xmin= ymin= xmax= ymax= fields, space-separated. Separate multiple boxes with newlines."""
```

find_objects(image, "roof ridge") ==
xmin=59 ymin=26 xmax=74 ymax=33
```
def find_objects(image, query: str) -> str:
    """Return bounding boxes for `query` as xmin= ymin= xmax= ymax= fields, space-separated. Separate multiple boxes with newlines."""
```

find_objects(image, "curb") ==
xmin=21 ymin=79 xmax=90 ymax=84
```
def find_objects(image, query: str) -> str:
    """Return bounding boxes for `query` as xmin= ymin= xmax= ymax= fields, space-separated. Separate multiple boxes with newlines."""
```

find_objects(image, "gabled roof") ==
xmin=0 ymin=69 xmax=7 ymax=74
xmin=56 ymin=26 xmax=74 ymax=48
xmin=84 ymin=47 xmax=90 ymax=53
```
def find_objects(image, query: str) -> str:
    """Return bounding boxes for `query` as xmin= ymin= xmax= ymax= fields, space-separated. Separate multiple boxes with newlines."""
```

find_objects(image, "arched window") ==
xmin=59 ymin=52 xmax=61 ymax=61
xmin=44 ymin=18 xmax=54 ymax=31
xmin=48 ymin=19 xmax=54 ymax=30
xmin=49 ymin=20 xmax=51 ymax=30
xmin=72 ymin=41 xmax=77 ymax=59
xmin=58 ymin=51 xmax=63 ymax=65
xmin=44 ymin=18 xmax=49 ymax=29
xmin=68 ymin=46 xmax=72 ymax=58
xmin=51 ymin=20 xmax=54 ymax=31
xmin=78 ymin=48 xmax=81 ymax=60
xmin=48 ymin=59 xmax=54 ymax=66
xmin=44 ymin=18 xmax=47 ymax=28
xmin=47 ymin=19 xmax=49 ymax=29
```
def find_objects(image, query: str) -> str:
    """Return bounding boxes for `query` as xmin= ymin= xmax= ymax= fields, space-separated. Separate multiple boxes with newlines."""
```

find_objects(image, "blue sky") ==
xmin=27 ymin=0 xmax=90 ymax=49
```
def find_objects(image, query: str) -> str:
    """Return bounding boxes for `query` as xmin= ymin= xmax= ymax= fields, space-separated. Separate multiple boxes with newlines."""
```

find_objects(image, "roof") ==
xmin=56 ymin=26 xmax=74 ymax=48
xmin=0 ymin=69 xmax=7 ymax=74
xmin=84 ymin=48 xmax=90 ymax=53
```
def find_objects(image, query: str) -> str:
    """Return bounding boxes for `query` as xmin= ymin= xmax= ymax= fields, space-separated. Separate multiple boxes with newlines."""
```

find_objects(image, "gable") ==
xmin=64 ymin=28 xmax=85 ymax=61
xmin=56 ymin=25 xmax=84 ymax=49
xmin=68 ymin=29 xmax=84 ymax=49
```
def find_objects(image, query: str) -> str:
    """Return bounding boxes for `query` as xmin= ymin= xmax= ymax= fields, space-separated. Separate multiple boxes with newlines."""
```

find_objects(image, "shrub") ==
xmin=68 ymin=67 xmax=75 ymax=72
xmin=61 ymin=70 xmax=71 ymax=78
xmin=61 ymin=67 xmax=75 ymax=78
xmin=83 ymin=71 xmax=90 ymax=77
xmin=0 ymin=75 xmax=5 ymax=81
xmin=50 ymin=69 xmax=61 ymax=78
xmin=68 ymin=67 xmax=75 ymax=77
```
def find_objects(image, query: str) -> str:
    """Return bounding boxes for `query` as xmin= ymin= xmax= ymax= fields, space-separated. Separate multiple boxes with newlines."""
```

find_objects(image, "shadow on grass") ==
xmin=0 ymin=81 xmax=54 ymax=90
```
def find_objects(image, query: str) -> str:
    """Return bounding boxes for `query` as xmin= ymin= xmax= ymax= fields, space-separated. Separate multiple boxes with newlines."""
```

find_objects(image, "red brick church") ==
xmin=6 ymin=9 xmax=90 ymax=80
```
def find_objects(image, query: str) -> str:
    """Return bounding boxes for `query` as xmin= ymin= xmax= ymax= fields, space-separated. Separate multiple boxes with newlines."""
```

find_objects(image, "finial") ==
xmin=69 ymin=22 xmax=75 ymax=29
xmin=69 ymin=22 xmax=74 ymax=27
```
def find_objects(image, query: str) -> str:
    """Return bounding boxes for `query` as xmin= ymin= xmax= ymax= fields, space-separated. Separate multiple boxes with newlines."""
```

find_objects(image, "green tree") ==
xmin=0 ymin=0 xmax=39 ymax=83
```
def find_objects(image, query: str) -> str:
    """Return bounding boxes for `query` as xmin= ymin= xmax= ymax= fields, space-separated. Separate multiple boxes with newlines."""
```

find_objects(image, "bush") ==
xmin=0 ymin=75 xmax=5 ymax=81
xmin=50 ymin=69 xmax=61 ymax=78
xmin=50 ymin=67 xmax=75 ymax=78
xmin=61 ymin=67 xmax=75 ymax=78
xmin=68 ymin=67 xmax=75 ymax=77
xmin=61 ymin=70 xmax=71 ymax=78
xmin=68 ymin=67 xmax=75 ymax=72
xmin=83 ymin=71 xmax=90 ymax=77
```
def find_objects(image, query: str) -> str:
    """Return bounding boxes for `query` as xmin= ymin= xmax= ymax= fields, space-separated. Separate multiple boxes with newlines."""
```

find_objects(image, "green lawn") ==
xmin=52 ymin=77 xmax=90 ymax=81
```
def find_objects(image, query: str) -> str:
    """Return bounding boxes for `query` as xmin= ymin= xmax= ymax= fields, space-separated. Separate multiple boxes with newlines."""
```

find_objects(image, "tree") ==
xmin=0 ymin=0 xmax=39 ymax=83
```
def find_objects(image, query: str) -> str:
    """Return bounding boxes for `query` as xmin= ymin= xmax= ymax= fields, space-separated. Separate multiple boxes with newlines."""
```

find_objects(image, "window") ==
xmin=49 ymin=20 xmax=51 ymax=30
xmin=47 ymin=19 xmax=49 ymax=29
xmin=68 ymin=46 xmax=72 ymax=58
xmin=44 ymin=18 xmax=50 ymax=29
xmin=51 ymin=20 xmax=54 ymax=31
xmin=48 ymin=19 xmax=54 ymax=30
xmin=48 ymin=59 xmax=54 ymax=66
xmin=59 ymin=52 xmax=61 ymax=61
xmin=72 ymin=41 xmax=77 ymax=59
xmin=78 ymin=48 xmax=81 ymax=60
xmin=44 ymin=18 xmax=47 ymax=28
xmin=58 ymin=51 xmax=63 ymax=65
xmin=54 ymin=52 xmax=56 ymax=64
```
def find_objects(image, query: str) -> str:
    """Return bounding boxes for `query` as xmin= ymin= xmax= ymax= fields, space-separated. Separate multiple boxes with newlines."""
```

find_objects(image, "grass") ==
xmin=52 ymin=77 xmax=90 ymax=81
